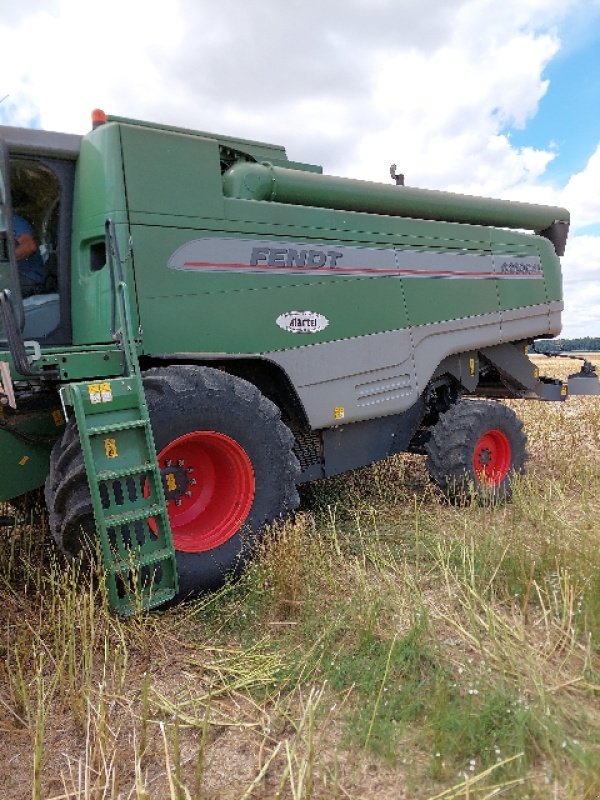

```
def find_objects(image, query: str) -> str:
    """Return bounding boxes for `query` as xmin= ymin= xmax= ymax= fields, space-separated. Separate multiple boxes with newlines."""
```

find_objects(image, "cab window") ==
xmin=10 ymin=157 xmax=73 ymax=343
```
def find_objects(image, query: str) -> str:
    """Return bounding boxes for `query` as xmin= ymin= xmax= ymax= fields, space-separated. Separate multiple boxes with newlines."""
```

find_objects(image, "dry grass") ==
xmin=1 ymin=355 xmax=599 ymax=799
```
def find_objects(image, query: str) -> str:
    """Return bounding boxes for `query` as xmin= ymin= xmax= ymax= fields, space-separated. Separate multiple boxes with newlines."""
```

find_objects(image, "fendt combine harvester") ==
xmin=1 ymin=111 xmax=598 ymax=613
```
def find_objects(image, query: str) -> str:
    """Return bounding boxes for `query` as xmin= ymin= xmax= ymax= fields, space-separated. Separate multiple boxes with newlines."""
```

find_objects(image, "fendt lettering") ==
xmin=250 ymin=246 xmax=344 ymax=269
xmin=0 ymin=109 xmax=598 ymax=614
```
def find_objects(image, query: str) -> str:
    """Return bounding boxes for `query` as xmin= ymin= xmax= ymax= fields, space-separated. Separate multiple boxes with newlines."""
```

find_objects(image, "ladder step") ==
xmin=146 ymin=587 xmax=177 ymax=607
xmin=88 ymin=419 xmax=147 ymax=435
xmin=108 ymin=546 xmax=179 ymax=574
xmin=119 ymin=586 xmax=177 ymax=616
xmin=97 ymin=462 xmax=155 ymax=482
xmin=105 ymin=503 xmax=167 ymax=527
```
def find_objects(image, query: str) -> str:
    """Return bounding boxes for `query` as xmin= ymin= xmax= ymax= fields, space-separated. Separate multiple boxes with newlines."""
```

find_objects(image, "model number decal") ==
xmin=276 ymin=311 xmax=329 ymax=334
xmin=499 ymin=260 xmax=543 ymax=275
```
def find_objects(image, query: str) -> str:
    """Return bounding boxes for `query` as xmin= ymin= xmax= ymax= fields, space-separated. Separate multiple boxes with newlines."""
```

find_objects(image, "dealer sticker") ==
xmin=276 ymin=310 xmax=329 ymax=334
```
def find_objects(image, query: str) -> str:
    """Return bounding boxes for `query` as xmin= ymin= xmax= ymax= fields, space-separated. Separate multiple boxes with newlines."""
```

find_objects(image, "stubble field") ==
xmin=1 ymin=355 xmax=599 ymax=800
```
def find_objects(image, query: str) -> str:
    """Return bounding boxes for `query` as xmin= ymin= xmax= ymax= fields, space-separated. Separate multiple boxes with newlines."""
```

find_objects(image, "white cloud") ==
xmin=560 ymin=235 xmax=600 ymax=337
xmin=0 ymin=0 xmax=184 ymax=132
xmin=554 ymin=149 xmax=600 ymax=338
xmin=561 ymin=144 xmax=600 ymax=230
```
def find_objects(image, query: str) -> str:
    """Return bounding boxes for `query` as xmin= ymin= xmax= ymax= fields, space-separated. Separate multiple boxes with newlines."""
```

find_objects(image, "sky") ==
xmin=1 ymin=0 xmax=599 ymax=337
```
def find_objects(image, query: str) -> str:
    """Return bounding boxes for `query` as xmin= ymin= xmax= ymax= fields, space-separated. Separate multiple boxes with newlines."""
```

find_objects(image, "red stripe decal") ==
xmin=180 ymin=261 xmax=541 ymax=278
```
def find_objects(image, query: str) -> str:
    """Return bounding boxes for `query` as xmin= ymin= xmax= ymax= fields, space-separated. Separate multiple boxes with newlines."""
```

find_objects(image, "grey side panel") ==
xmin=321 ymin=397 xmax=425 ymax=479
xmin=480 ymin=344 xmax=540 ymax=392
xmin=434 ymin=352 xmax=480 ymax=392
xmin=502 ymin=303 xmax=562 ymax=338
xmin=265 ymin=301 xmax=563 ymax=429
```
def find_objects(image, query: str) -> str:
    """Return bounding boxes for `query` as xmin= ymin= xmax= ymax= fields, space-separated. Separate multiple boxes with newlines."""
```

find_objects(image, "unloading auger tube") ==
xmin=222 ymin=161 xmax=570 ymax=255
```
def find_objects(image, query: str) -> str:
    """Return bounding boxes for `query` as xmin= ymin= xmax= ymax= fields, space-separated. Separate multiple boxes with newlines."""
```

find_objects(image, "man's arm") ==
xmin=15 ymin=231 xmax=38 ymax=260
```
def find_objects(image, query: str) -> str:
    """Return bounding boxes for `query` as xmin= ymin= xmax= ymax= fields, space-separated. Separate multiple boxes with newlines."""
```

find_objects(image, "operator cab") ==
xmin=0 ymin=125 xmax=79 ymax=347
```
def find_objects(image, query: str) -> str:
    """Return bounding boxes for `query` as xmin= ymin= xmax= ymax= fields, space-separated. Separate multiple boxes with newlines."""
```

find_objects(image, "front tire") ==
xmin=45 ymin=366 xmax=300 ymax=598
xmin=425 ymin=399 xmax=527 ymax=502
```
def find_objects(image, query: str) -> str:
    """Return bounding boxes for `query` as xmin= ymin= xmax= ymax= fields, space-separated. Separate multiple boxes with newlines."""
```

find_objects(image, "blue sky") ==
xmin=1 ymin=0 xmax=599 ymax=336
xmin=509 ymin=12 xmax=600 ymax=188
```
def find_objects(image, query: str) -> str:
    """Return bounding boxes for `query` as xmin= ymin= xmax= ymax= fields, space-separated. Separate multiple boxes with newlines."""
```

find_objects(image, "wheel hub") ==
xmin=160 ymin=460 xmax=193 ymax=504
xmin=478 ymin=448 xmax=492 ymax=466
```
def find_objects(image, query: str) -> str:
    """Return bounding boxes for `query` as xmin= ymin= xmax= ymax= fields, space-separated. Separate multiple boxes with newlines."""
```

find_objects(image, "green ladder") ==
xmin=60 ymin=221 xmax=178 ymax=614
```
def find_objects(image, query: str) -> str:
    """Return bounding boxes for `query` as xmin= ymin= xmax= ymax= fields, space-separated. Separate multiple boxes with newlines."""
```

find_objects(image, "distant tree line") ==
xmin=531 ymin=337 xmax=600 ymax=353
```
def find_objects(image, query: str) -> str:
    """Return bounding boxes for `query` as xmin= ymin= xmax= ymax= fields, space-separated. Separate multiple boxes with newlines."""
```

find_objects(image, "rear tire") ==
xmin=45 ymin=366 xmax=300 ymax=597
xmin=425 ymin=399 xmax=527 ymax=503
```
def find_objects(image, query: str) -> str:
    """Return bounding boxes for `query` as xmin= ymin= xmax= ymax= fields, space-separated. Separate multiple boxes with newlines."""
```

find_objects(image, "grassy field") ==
xmin=1 ymin=355 xmax=599 ymax=800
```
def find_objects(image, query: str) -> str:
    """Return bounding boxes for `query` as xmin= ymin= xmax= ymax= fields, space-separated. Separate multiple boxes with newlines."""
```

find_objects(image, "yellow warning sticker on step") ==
xmin=100 ymin=382 xmax=113 ymax=403
xmin=104 ymin=438 xmax=118 ymax=459
xmin=52 ymin=409 xmax=64 ymax=427
xmin=88 ymin=382 xmax=113 ymax=404
xmin=88 ymin=383 xmax=102 ymax=404
xmin=18 ymin=455 xmax=30 ymax=466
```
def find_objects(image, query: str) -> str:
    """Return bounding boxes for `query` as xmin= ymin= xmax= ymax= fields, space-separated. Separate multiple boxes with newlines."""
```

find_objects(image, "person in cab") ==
xmin=13 ymin=212 xmax=45 ymax=296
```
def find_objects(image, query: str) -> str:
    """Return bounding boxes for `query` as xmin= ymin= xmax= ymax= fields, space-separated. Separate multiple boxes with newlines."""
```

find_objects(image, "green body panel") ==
xmin=0 ymin=345 xmax=125 ymax=382
xmin=139 ymin=269 xmax=410 ymax=353
xmin=222 ymin=197 xmax=492 ymax=250
xmin=0 ymin=408 xmax=64 ymax=501
xmin=121 ymin=125 xmax=225 ymax=219
xmin=107 ymin=114 xmax=296 ymax=167
xmin=130 ymin=213 xmax=558 ymax=357
xmin=39 ymin=346 xmax=126 ymax=381
xmin=71 ymin=124 xmax=129 ymax=345
xmin=403 ymin=277 xmax=499 ymax=328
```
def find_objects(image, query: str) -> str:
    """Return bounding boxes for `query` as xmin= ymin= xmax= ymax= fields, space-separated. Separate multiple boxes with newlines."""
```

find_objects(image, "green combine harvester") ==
xmin=1 ymin=110 xmax=598 ymax=613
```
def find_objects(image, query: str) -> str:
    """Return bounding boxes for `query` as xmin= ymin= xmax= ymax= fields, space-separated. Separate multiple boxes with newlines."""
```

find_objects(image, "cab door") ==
xmin=0 ymin=138 xmax=25 ymax=334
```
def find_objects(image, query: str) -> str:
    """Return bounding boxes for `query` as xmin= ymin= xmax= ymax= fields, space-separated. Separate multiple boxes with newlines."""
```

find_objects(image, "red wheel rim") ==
xmin=151 ymin=431 xmax=255 ymax=553
xmin=472 ymin=429 xmax=512 ymax=485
